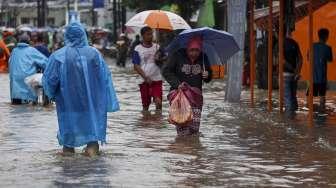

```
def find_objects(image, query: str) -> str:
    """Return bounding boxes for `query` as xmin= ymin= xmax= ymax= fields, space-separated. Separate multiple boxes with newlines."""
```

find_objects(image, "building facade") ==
xmin=0 ymin=0 xmax=134 ymax=29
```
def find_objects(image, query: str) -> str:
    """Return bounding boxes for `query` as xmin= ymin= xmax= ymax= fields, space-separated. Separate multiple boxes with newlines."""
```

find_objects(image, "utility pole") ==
xmin=37 ymin=0 xmax=46 ymax=27
xmin=0 ymin=0 xmax=3 ymax=26
xmin=112 ymin=0 xmax=117 ymax=41
xmin=91 ymin=1 xmax=96 ymax=26
xmin=41 ymin=0 xmax=46 ymax=26
xmin=121 ymin=0 xmax=126 ymax=33
xmin=37 ymin=0 xmax=41 ymax=26
xmin=1 ymin=0 xmax=5 ymax=27
xmin=117 ymin=0 xmax=121 ymax=30
xmin=66 ymin=0 xmax=70 ymax=25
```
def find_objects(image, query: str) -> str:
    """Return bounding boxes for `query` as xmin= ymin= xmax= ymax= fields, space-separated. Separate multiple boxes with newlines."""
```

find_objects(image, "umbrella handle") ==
xmin=201 ymin=35 xmax=205 ymax=72
xmin=202 ymin=52 xmax=205 ymax=72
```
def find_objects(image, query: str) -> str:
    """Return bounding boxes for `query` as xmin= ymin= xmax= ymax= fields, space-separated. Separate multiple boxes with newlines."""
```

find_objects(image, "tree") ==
xmin=123 ymin=0 xmax=204 ymax=22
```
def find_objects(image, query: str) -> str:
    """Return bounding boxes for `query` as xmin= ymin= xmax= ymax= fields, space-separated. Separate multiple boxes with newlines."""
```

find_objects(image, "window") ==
xmin=47 ymin=18 xmax=55 ymax=26
xmin=21 ymin=17 xmax=30 ymax=24
xmin=33 ymin=18 xmax=38 ymax=26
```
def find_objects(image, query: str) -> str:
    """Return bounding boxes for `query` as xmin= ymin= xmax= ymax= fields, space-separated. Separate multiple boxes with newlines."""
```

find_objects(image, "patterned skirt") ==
xmin=175 ymin=106 xmax=202 ymax=136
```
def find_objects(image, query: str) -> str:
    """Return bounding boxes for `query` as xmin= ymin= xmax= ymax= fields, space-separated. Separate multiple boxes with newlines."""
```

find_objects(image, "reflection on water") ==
xmin=1 ymin=59 xmax=336 ymax=187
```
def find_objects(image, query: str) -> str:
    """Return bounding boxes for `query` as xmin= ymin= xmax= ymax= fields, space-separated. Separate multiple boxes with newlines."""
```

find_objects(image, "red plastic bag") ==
xmin=168 ymin=89 xmax=193 ymax=125
xmin=168 ymin=82 xmax=203 ymax=126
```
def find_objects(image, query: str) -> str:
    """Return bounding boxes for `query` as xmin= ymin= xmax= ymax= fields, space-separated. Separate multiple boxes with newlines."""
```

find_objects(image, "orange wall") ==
xmin=293 ymin=2 xmax=336 ymax=81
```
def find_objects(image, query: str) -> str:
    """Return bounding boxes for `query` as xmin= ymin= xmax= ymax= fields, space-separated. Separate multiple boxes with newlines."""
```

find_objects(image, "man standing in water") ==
xmin=283 ymin=30 xmax=303 ymax=113
xmin=310 ymin=28 xmax=333 ymax=111
xmin=132 ymin=26 xmax=162 ymax=111
xmin=42 ymin=22 xmax=119 ymax=156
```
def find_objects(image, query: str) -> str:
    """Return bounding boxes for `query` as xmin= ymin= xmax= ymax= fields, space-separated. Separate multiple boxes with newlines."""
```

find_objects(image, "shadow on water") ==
xmin=136 ymin=110 xmax=166 ymax=128
xmin=53 ymin=154 xmax=112 ymax=187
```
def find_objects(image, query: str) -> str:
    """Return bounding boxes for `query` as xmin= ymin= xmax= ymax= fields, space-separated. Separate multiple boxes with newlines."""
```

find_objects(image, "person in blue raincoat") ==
xmin=9 ymin=33 xmax=48 ymax=104
xmin=42 ymin=22 xmax=119 ymax=156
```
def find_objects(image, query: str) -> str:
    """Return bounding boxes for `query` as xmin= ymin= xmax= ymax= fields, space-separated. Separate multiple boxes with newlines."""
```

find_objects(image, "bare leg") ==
xmin=84 ymin=141 xmax=99 ymax=157
xmin=62 ymin=146 xmax=75 ymax=156
xmin=143 ymin=106 xmax=149 ymax=111
xmin=154 ymin=97 xmax=162 ymax=111
xmin=320 ymin=96 xmax=326 ymax=112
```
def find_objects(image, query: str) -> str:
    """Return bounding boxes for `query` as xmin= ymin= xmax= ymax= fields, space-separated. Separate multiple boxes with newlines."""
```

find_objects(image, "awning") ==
xmin=254 ymin=0 xmax=331 ymax=30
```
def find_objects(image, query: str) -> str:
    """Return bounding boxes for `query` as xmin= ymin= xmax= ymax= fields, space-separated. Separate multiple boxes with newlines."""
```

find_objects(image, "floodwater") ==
xmin=1 ymin=59 xmax=336 ymax=187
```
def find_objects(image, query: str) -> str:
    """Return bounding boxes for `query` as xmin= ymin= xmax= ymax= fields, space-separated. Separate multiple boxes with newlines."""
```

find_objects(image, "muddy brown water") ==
xmin=1 ymin=59 xmax=336 ymax=187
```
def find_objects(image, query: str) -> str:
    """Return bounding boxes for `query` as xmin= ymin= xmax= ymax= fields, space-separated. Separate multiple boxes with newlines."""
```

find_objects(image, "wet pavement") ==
xmin=1 ymin=58 xmax=336 ymax=187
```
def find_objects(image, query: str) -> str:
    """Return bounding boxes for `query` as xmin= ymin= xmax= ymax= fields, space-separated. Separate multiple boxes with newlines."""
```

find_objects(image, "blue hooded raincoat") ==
xmin=9 ymin=43 xmax=48 ymax=101
xmin=42 ymin=22 xmax=119 ymax=147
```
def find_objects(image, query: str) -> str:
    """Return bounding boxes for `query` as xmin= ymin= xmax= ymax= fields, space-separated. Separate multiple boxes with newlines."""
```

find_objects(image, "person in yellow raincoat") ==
xmin=0 ymin=39 xmax=10 ymax=73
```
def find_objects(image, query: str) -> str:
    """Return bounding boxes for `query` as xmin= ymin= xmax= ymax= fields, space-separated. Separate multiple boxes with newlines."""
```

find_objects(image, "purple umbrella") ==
xmin=166 ymin=27 xmax=240 ymax=65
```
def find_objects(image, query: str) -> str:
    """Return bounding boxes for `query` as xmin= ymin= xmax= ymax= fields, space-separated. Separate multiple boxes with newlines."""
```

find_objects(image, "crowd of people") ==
xmin=1 ymin=22 xmax=214 ymax=157
xmin=0 ymin=21 xmax=333 ymax=156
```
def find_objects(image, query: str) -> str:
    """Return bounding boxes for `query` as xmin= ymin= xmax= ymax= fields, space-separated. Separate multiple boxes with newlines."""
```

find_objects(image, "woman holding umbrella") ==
xmin=162 ymin=27 xmax=239 ymax=136
xmin=162 ymin=36 xmax=212 ymax=136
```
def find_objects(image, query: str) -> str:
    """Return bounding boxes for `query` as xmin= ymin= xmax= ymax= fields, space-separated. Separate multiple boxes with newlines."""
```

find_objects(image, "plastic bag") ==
xmin=168 ymin=88 xmax=193 ymax=126
xmin=168 ymin=82 xmax=203 ymax=126
xmin=24 ymin=73 xmax=43 ymax=95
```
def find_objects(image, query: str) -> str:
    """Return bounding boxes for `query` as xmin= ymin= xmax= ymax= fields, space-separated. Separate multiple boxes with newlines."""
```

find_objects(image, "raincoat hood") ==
xmin=64 ymin=22 xmax=88 ymax=47
xmin=16 ymin=43 xmax=30 ymax=48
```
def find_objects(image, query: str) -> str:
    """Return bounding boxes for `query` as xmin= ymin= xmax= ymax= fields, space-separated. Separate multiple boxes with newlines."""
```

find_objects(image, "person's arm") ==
xmin=42 ymin=54 xmax=59 ymax=99
xmin=202 ymin=55 xmax=212 ymax=83
xmin=162 ymin=52 xmax=181 ymax=89
xmin=132 ymin=50 xmax=152 ymax=83
xmin=31 ymin=48 xmax=48 ymax=70
xmin=327 ymin=46 xmax=333 ymax=63
xmin=295 ymin=44 xmax=303 ymax=77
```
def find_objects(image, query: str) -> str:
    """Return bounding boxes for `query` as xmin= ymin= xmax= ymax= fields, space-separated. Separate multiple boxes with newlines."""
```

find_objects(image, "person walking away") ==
xmin=116 ymin=34 xmax=128 ymax=67
xmin=283 ymin=30 xmax=303 ymax=113
xmin=42 ymin=22 xmax=119 ymax=157
xmin=9 ymin=33 xmax=48 ymax=105
xmin=34 ymin=32 xmax=51 ymax=106
xmin=162 ymin=36 xmax=212 ymax=136
xmin=132 ymin=26 xmax=162 ymax=111
xmin=34 ymin=33 xmax=51 ymax=58
xmin=0 ymin=38 xmax=10 ymax=73
xmin=309 ymin=28 xmax=333 ymax=112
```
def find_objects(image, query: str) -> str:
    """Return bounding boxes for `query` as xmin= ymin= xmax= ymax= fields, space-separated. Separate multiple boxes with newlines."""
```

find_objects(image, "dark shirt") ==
xmin=162 ymin=49 xmax=212 ymax=91
xmin=130 ymin=39 xmax=141 ymax=55
xmin=35 ymin=44 xmax=50 ymax=58
xmin=313 ymin=42 xmax=333 ymax=84
xmin=284 ymin=37 xmax=301 ymax=73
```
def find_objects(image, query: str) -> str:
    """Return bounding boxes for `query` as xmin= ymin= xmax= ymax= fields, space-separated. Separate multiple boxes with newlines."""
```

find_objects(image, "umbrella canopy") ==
xmin=166 ymin=27 xmax=240 ymax=65
xmin=17 ymin=25 xmax=33 ymax=32
xmin=36 ymin=26 xmax=56 ymax=33
xmin=0 ymin=27 xmax=15 ymax=32
xmin=125 ymin=10 xmax=191 ymax=30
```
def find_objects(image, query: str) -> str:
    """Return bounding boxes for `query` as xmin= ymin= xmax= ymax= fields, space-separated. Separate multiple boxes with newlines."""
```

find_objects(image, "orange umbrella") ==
xmin=125 ymin=10 xmax=191 ymax=30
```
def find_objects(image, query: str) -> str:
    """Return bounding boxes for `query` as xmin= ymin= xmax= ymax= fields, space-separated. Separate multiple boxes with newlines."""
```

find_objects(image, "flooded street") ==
xmin=1 ymin=58 xmax=336 ymax=187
